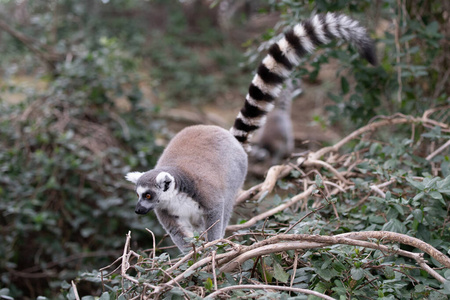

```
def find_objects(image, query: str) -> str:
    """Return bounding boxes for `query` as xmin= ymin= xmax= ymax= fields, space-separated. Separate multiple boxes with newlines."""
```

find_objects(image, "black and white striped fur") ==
xmin=231 ymin=13 xmax=377 ymax=150
xmin=126 ymin=13 xmax=376 ymax=253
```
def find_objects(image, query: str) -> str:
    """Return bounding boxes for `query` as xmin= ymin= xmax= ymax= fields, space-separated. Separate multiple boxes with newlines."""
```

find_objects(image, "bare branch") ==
xmin=226 ymin=185 xmax=315 ymax=232
xmin=205 ymin=284 xmax=335 ymax=300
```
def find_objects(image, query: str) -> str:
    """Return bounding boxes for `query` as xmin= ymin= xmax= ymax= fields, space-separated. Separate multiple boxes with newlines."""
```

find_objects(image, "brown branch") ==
xmin=426 ymin=139 xmax=450 ymax=161
xmin=219 ymin=233 xmax=449 ymax=283
xmin=338 ymin=231 xmax=450 ymax=268
xmin=226 ymin=185 xmax=315 ymax=232
xmin=204 ymin=284 xmax=335 ymax=300
xmin=303 ymin=159 xmax=352 ymax=184
xmin=311 ymin=117 xmax=422 ymax=160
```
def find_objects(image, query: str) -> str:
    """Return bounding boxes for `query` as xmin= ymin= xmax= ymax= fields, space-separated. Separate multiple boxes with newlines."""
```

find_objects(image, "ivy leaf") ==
xmin=406 ymin=177 xmax=425 ymax=190
xmin=98 ymin=292 xmax=110 ymax=300
xmin=273 ymin=262 xmax=289 ymax=283
xmin=351 ymin=267 xmax=365 ymax=280
xmin=382 ymin=219 xmax=407 ymax=234
xmin=443 ymin=280 xmax=450 ymax=295
xmin=204 ymin=278 xmax=213 ymax=291
xmin=341 ymin=76 xmax=349 ymax=94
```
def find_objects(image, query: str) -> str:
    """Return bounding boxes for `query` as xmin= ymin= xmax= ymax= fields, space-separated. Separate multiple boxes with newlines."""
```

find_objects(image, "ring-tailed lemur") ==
xmin=251 ymin=78 xmax=302 ymax=165
xmin=126 ymin=13 xmax=377 ymax=252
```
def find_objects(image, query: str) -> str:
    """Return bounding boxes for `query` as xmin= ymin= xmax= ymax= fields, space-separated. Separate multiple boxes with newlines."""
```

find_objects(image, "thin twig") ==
xmin=426 ymin=139 xmax=450 ymax=161
xmin=145 ymin=228 xmax=157 ymax=269
xmin=226 ymin=185 xmax=315 ymax=232
xmin=289 ymin=251 xmax=299 ymax=290
xmin=71 ymin=281 xmax=81 ymax=300
xmin=211 ymin=251 xmax=218 ymax=291
xmin=199 ymin=218 xmax=221 ymax=240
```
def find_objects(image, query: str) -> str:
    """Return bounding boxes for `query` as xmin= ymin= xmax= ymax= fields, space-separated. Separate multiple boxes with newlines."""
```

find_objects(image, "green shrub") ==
xmin=0 ymin=38 xmax=164 ymax=297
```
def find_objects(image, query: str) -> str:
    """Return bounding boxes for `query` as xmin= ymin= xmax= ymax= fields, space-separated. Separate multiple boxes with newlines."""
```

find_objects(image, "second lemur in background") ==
xmin=252 ymin=79 xmax=302 ymax=165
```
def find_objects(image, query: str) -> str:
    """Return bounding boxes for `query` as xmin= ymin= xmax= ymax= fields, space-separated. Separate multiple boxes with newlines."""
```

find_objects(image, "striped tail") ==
xmin=230 ymin=13 xmax=377 ymax=151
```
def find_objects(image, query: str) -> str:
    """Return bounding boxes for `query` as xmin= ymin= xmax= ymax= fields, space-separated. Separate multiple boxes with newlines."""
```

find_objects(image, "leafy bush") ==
xmin=0 ymin=37 xmax=164 ymax=297
xmin=1 ymin=0 xmax=449 ymax=299
xmin=60 ymin=0 xmax=449 ymax=298
xmin=73 ymin=114 xmax=449 ymax=299
xmin=146 ymin=3 xmax=247 ymax=106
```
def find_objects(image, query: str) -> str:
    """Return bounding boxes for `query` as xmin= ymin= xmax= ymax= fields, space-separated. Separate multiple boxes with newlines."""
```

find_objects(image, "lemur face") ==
xmin=135 ymin=186 xmax=158 ymax=214
xmin=127 ymin=171 xmax=176 ymax=215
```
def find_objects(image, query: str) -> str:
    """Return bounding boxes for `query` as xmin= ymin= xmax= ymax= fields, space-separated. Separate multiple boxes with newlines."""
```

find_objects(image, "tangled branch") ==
xmin=101 ymin=111 xmax=450 ymax=298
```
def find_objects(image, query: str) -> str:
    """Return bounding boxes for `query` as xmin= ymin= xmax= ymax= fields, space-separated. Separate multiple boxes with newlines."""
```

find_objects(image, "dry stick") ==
xmin=422 ymin=105 xmax=450 ymax=131
xmin=199 ymin=218 xmax=221 ymax=240
xmin=426 ymin=139 xmax=450 ymax=161
xmin=369 ymin=178 xmax=397 ymax=198
xmin=120 ymin=231 xmax=157 ymax=291
xmin=303 ymin=159 xmax=352 ymax=185
xmin=71 ymin=281 xmax=81 ymax=300
xmin=235 ymin=183 xmax=263 ymax=205
xmin=156 ymin=268 xmax=190 ymax=299
xmin=211 ymin=251 xmax=218 ymax=291
xmin=204 ymin=284 xmax=334 ymax=300
xmin=100 ymin=256 xmax=123 ymax=277
xmin=311 ymin=117 xmax=421 ymax=160
xmin=153 ymin=251 xmax=240 ymax=295
xmin=165 ymin=238 xmax=241 ymax=274
xmin=369 ymin=185 xmax=386 ymax=198
xmin=289 ymin=251 xmax=299 ymax=290
xmin=121 ymin=231 xmax=131 ymax=291
xmin=145 ymin=228 xmax=157 ymax=269
xmin=226 ymin=185 xmax=315 ymax=232
xmin=284 ymin=204 xmax=326 ymax=234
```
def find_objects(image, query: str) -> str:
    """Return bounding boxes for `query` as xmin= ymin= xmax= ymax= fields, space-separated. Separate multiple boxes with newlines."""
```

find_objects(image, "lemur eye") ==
xmin=136 ymin=193 xmax=139 ymax=198
xmin=146 ymin=194 xmax=151 ymax=199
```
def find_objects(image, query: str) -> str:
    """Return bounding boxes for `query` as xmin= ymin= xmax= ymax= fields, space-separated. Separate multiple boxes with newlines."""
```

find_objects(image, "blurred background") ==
xmin=0 ymin=0 xmax=448 ymax=298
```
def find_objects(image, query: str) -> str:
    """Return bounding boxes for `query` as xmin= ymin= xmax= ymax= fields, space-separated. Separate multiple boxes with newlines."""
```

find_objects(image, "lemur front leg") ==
xmin=155 ymin=208 xmax=191 ymax=253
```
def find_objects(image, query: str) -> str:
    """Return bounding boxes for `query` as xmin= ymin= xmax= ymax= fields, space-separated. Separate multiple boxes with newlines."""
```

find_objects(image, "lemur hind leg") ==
xmin=205 ymin=206 xmax=224 ymax=242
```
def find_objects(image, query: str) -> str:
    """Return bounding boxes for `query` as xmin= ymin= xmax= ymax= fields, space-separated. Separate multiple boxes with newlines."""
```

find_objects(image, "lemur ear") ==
xmin=125 ymin=172 xmax=144 ymax=184
xmin=156 ymin=172 xmax=175 ymax=192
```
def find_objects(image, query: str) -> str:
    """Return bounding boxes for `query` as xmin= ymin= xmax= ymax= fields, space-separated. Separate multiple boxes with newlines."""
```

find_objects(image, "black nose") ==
xmin=135 ymin=203 xmax=151 ymax=215
xmin=135 ymin=207 xmax=147 ymax=214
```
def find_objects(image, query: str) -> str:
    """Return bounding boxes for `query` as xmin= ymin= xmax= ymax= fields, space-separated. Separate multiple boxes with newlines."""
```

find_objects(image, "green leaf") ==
xmin=98 ymin=292 xmax=110 ymax=300
xmin=382 ymin=219 xmax=407 ymax=234
xmin=429 ymin=191 xmax=443 ymax=200
xmin=406 ymin=177 xmax=425 ymax=190
xmin=341 ymin=76 xmax=349 ymax=94
xmin=204 ymin=277 xmax=213 ymax=291
xmin=383 ymin=266 xmax=395 ymax=279
xmin=445 ymin=269 xmax=450 ymax=280
xmin=314 ymin=265 xmax=339 ymax=281
xmin=273 ymin=262 xmax=289 ymax=283
xmin=332 ymin=261 xmax=347 ymax=273
xmin=351 ymin=267 xmax=365 ymax=280
xmin=443 ymin=280 xmax=450 ymax=295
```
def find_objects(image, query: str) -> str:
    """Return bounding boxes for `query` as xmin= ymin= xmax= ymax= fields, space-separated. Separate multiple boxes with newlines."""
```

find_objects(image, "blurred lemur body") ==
xmin=126 ymin=13 xmax=377 ymax=252
xmin=252 ymin=79 xmax=302 ymax=165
